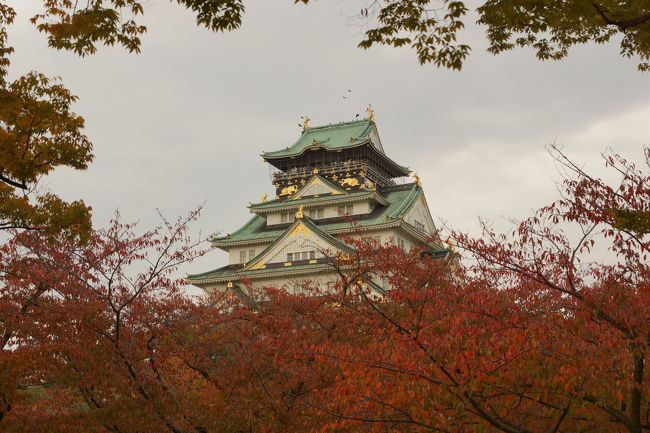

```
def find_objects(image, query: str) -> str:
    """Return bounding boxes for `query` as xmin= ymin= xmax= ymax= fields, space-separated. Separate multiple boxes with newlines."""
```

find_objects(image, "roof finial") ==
xmin=261 ymin=193 xmax=268 ymax=202
xmin=302 ymin=116 xmax=311 ymax=130
xmin=296 ymin=205 xmax=304 ymax=219
xmin=412 ymin=172 xmax=421 ymax=186
xmin=446 ymin=238 xmax=455 ymax=252
xmin=366 ymin=105 xmax=375 ymax=122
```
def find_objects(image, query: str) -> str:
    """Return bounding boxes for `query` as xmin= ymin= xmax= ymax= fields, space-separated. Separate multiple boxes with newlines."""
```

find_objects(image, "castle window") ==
xmin=309 ymin=250 xmax=316 ymax=260
xmin=287 ymin=253 xmax=293 ymax=261
xmin=281 ymin=213 xmax=288 ymax=223
xmin=248 ymin=250 xmax=255 ymax=261
xmin=337 ymin=205 xmax=354 ymax=216
xmin=240 ymin=251 xmax=247 ymax=263
xmin=309 ymin=208 xmax=325 ymax=219
xmin=301 ymin=251 xmax=309 ymax=260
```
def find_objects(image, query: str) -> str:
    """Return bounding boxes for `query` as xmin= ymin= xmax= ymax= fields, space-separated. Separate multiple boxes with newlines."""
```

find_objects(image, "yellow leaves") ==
xmin=0 ymin=70 xmax=93 ymax=240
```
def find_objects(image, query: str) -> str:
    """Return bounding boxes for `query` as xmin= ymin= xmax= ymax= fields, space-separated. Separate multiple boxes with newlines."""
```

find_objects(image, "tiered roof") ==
xmin=262 ymin=119 xmax=410 ymax=176
xmin=214 ymin=182 xmax=425 ymax=246
xmin=187 ymin=117 xmax=450 ymax=289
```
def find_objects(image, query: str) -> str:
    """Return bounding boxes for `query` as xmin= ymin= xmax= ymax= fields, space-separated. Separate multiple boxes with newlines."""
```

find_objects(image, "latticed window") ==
xmin=309 ymin=208 xmax=325 ymax=219
xmin=337 ymin=205 xmax=354 ymax=216
xmin=248 ymin=250 xmax=255 ymax=261
xmin=287 ymin=253 xmax=293 ymax=261
xmin=240 ymin=251 xmax=247 ymax=263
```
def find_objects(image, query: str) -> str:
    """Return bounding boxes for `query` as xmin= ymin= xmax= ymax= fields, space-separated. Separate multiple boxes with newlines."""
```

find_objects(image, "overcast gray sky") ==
xmin=6 ymin=1 xmax=650 ymax=276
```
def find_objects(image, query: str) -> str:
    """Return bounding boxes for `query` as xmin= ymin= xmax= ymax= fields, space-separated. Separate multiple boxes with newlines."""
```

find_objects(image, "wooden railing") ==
xmin=271 ymin=161 xmax=399 ymax=187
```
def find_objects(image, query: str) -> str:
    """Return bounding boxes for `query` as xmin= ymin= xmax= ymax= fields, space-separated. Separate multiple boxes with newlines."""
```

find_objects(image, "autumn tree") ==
xmin=0 ymin=209 xmax=218 ymax=431
xmin=0 ymin=206 xmax=348 ymax=433
xmin=223 ymin=146 xmax=650 ymax=433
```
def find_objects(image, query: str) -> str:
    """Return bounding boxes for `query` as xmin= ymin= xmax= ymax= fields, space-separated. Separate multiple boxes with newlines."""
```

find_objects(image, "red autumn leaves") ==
xmin=0 ymin=148 xmax=648 ymax=433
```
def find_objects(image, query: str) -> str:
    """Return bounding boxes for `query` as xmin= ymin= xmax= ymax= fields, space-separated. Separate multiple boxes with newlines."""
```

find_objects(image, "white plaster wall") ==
xmin=227 ymin=244 xmax=270 ymax=265
xmin=267 ymin=212 xmax=292 ymax=225
xmin=261 ymin=229 xmax=339 ymax=264
xmin=265 ymin=200 xmax=375 ymax=226
xmin=202 ymin=272 xmax=386 ymax=298
xmin=348 ymin=228 xmax=407 ymax=248
xmin=405 ymin=195 xmax=436 ymax=235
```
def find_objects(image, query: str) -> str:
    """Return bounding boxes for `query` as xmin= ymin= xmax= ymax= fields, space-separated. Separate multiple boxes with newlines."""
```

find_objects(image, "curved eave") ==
xmin=262 ymin=139 xmax=370 ymax=160
xmin=212 ymin=214 xmax=263 ymax=243
xmin=213 ymin=237 xmax=276 ymax=248
xmin=212 ymin=219 xmax=400 ymax=248
xmin=249 ymin=191 xmax=390 ymax=214
xmin=240 ymin=216 xmax=354 ymax=273
xmin=188 ymin=264 xmax=337 ymax=286
xmin=262 ymin=120 xmax=376 ymax=158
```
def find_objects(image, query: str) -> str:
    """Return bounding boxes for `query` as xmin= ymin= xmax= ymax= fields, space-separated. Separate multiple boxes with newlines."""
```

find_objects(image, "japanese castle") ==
xmin=187 ymin=111 xmax=448 ymax=295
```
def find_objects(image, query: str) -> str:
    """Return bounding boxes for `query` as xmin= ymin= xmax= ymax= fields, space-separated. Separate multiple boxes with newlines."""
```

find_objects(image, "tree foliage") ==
xmin=0 ymin=148 xmax=648 ymax=433
xmin=0 ymin=5 xmax=92 ymax=240
xmin=7 ymin=0 xmax=650 ymax=70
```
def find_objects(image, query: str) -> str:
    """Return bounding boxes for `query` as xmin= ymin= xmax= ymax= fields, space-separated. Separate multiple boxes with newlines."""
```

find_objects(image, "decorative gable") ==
xmin=404 ymin=193 xmax=437 ymax=235
xmin=289 ymin=175 xmax=345 ymax=200
xmin=244 ymin=218 xmax=352 ymax=271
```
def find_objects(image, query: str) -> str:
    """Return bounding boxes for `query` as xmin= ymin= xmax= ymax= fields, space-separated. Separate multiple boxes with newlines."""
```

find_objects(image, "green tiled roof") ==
xmin=214 ymin=182 xmax=422 ymax=245
xmin=261 ymin=119 xmax=410 ymax=175
xmin=240 ymin=216 xmax=354 ymax=273
xmin=187 ymin=261 xmax=332 ymax=283
xmin=249 ymin=190 xmax=388 ymax=212
xmin=263 ymin=119 xmax=378 ymax=158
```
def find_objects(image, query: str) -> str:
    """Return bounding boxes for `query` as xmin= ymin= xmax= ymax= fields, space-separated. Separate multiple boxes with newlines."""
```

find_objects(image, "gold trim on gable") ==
xmin=289 ymin=223 xmax=310 ymax=238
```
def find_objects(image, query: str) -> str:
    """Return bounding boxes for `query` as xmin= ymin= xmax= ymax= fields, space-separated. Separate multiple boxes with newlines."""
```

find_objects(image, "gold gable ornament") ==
xmin=366 ymin=105 xmax=375 ymax=122
xmin=413 ymin=172 xmax=422 ymax=186
xmin=261 ymin=193 xmax=268 ymax=202
xmin=313 ymin=167 xmax=319 ymax=174
xmin=296 ymin=205 xmax=304 ymax=219
xmin=302 ymin=116 xmax=310 ymax=130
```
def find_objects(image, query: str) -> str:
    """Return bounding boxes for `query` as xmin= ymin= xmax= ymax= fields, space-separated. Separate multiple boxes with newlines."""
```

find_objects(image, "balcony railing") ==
xmin=271 ymin=161 xmax=398 ymax=187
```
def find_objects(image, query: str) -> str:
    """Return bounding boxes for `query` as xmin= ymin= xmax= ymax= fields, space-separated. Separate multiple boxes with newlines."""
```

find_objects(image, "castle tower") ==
xmin=187 ymin=116 xmax=447 ymax=295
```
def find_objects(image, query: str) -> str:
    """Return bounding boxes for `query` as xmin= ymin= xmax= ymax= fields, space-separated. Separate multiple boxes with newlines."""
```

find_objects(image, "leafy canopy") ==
xmin=18 ymin=0 xmax=650 ymax=70
xmin=0 ymin=5 xmax=92 ymax=240
xmin=0 ymin=0 xmax=648 ymax=238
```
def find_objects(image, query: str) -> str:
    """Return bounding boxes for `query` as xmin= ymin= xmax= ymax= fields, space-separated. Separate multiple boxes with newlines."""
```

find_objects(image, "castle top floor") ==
xmin=262 ymin=118 xmax=410 ymax=195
